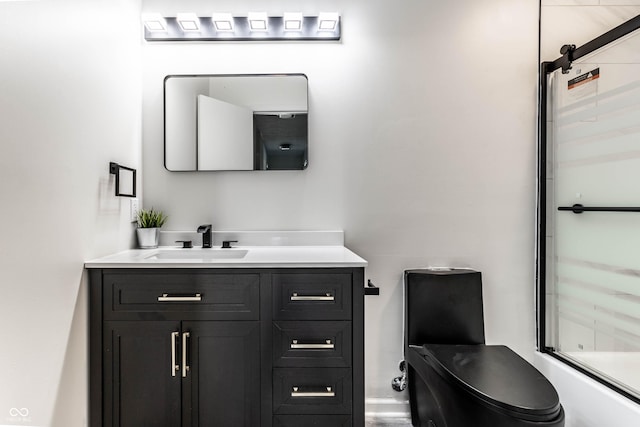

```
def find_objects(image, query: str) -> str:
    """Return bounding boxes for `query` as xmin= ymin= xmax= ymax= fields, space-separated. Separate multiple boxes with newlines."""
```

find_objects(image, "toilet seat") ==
xmin=414 ymin=344 xmax=563 ymax=423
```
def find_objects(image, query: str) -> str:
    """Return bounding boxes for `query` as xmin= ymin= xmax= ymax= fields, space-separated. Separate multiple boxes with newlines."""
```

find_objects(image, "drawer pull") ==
xmin=182 ymin=332 xmax=190 ymax=378
xmin=291 ymin=386 xmax=335 ymax=398
xmin=170 ymin=331 xmax=180 ymax=377
xmin=158 ymin=293 xmax=202 ymax=302
xmin=290 ymin=292 xmax=334 ymax=302
xmin=290 ymin=339 xmax=334 ymax=350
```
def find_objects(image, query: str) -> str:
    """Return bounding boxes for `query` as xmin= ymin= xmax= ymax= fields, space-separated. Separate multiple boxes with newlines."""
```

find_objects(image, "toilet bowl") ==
xmin=404 ymin=269 xmax=564 ymax=427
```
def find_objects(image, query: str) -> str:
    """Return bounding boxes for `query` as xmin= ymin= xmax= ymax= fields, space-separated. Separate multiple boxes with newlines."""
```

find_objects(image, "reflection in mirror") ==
xmin=164 ymin=74 xmax=308 ymax=171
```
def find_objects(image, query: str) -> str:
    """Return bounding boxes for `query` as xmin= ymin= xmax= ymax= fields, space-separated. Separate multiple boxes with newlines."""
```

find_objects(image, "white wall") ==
xmin=539 ymin=2 xmax=640 ymax=425
xmin=142 ymin=0 xmax=540 ymax=412
xmin=0 ymin=1 xmax=633 ymax=426
xmin=0 ymin=0 xmax=142 ymax=425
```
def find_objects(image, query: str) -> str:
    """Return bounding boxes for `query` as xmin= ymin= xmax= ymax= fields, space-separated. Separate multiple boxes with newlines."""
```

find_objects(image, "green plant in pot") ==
xmin=136 ymin=208 xmax=168 ymax=249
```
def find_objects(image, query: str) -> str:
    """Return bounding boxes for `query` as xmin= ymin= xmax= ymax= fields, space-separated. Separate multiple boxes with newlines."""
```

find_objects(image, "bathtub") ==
xmin=534 ymin=352 xmax=640 ymax=427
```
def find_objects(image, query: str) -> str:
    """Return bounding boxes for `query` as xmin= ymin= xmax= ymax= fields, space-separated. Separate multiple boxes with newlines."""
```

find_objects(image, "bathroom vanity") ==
xmin=86 ymin=237 xmax=368 ymax=427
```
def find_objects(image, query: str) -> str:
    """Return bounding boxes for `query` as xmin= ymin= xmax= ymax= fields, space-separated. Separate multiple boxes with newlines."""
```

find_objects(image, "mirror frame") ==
xmin=163 ymin=73 xmax=309 ymax=172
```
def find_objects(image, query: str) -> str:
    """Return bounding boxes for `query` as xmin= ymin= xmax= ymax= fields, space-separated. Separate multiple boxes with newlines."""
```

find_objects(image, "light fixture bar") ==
xmin=144 ymin=14 xmax=340 ymax=41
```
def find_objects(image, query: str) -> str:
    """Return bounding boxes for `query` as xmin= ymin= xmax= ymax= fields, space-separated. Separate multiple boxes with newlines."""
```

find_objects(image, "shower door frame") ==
xmin=537 ymin=14 xmax=640 ymax=405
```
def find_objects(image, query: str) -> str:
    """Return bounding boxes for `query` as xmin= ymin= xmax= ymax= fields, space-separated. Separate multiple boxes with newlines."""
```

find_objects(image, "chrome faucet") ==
xmin=197 ymin=224 xmax=212 ymax=248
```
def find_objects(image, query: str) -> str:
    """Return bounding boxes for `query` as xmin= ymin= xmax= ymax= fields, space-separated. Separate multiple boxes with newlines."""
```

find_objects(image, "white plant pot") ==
xmin=137 ymin=227 xmax=160 ymax=249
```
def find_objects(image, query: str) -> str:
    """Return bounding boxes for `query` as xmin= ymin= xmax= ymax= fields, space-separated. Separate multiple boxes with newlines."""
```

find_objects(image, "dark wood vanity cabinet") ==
xmin=89 ymin=267 xmax=365 ymax=427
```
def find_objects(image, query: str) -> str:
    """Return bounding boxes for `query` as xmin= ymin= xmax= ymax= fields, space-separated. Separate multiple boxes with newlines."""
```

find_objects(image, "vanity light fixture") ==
xmin=283 ymin=12 xmax=303 ymax=31
xmin=143 ymin=12 xmax=340 ymax=41
xmin=176 ymin=12 xmax=200 ymax=32
xmin=142 ymin=13 xmax=166 ymax=32
xmin=248 ymin=12 xmax=268 ymax=31
xmin=212 ymin=13 xmax=234 ymax=31
xmin=318 ymin=12 xmax=339 ymax=31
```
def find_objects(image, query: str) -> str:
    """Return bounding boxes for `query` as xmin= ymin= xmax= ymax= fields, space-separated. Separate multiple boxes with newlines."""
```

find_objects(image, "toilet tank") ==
xmin=404 ymin=269 xmax=485 ymax=347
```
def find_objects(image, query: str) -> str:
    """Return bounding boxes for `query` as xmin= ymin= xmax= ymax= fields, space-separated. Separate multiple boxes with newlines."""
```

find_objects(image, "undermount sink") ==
xmin=145 ymin=248 xmax=248 ymax=260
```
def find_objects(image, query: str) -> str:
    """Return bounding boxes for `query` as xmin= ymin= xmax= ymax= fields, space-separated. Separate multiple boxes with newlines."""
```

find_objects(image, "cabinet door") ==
xmin=104 ymin=321 xmax=182 ymax=427
xmin=184 ymin=321 xmax=261 ymax=426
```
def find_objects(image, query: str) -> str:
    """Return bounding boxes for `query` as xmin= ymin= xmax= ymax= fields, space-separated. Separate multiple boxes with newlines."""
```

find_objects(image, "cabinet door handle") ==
xmin=170 ymin=332 xmax=180 ymax=377
xmin=182 ymin=332 xmax=190 ymax=378
xmin=290 ymin=339 xmax=334 ymax=350
xmin=290 ymin=292 xmax=334 ymax=302
xmin=158 ymin=293 xmax=202 ymax=302
xmin=291 ymin=386 xmax=335 ymax=398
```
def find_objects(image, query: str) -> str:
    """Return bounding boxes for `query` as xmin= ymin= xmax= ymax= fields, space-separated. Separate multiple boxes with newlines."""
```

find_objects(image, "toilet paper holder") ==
xmin=365 ymin=279 xmax=380 ymax=296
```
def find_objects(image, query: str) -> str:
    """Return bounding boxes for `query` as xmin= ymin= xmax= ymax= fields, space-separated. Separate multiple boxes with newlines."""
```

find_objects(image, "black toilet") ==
xmin=404 ymin=268 xmax=565 ymax=427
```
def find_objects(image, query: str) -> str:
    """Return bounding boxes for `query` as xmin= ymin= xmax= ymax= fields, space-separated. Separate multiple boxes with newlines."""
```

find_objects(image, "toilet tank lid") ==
xmin=420 ymin=344 xmax=562 ymax=421
xmin=405 ymin=268 xmax=478 ymax=276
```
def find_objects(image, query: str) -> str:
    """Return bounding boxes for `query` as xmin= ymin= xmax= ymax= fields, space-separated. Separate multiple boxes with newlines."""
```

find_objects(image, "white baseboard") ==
xmin=365 ymin=397 xmax=411 ymax=419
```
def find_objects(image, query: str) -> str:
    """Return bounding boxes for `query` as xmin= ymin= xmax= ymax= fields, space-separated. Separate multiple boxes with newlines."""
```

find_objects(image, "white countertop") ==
xmin=85 ymin=245 xmax=368 ymax=269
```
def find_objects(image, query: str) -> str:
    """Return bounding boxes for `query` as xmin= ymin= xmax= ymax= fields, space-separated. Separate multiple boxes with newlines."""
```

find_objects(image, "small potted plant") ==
xmin=136 ymin=208 xmax=168 ymax=249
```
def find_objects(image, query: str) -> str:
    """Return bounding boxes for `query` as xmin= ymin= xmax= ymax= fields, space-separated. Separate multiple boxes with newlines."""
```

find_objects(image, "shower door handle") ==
xmin=558 ymin=204 xmax=640 ymax=214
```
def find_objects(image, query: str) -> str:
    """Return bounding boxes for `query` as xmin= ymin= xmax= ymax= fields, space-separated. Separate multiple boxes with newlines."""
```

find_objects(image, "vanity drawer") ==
xmin=273 ymin=321 xmax=352 ymax=367
xmin=272 ymin=272 xmax=352 ymax=320
xmin=273 ymin=368 xmax=352 ymax=415
xmin=273 ymin=415 xmax=352 ymax=426
xmin=103 ymin=271 xmax=260 ymax=320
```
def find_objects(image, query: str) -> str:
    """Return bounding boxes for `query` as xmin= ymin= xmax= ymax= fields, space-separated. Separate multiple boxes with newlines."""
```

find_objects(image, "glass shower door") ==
xmin=542 ymin=20 xmax=640 ymax=401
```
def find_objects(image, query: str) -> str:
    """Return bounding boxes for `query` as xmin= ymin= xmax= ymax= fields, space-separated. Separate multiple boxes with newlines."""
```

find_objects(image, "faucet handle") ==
xmin=176 ymin=240 xmax=193 ymax=248
xmin=221 ymin=240 xmax=238 ymax=249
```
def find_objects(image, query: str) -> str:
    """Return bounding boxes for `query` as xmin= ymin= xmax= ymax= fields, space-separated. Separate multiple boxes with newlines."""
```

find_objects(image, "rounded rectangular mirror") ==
xmin=164 ymin=74 xmax=308 ymax=171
